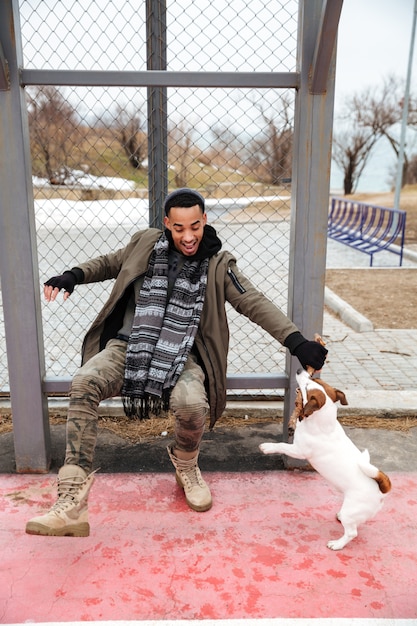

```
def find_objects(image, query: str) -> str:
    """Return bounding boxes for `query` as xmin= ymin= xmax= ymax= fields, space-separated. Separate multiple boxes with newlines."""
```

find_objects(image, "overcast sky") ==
xmin=331 ymin=0 xmax=416 ymax=191
xmin=335 ymin=0 xmax=416 ymax=106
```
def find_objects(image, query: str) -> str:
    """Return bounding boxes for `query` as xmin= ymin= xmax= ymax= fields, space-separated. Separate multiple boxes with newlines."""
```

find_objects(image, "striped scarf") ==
xmin=122 ymin=233 xmax=209 ymax=419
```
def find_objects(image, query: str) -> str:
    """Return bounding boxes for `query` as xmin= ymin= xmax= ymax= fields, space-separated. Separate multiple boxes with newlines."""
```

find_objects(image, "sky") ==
xmin=332 ymin=0 xmax=417 ymax=191
xmin=335 ymin=0 xmax=416 ymax=104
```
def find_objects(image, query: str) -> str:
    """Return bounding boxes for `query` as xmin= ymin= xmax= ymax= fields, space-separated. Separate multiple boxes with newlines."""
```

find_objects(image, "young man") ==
xmin=26 ymin=188 xmax=327 ymax=536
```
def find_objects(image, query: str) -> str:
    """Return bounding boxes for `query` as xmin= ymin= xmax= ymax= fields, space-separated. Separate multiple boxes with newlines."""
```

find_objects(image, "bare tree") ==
xmin=169 ymin=121 xmax=195 ymax=188
xmin=27 ymin=86 xmax=81 ymax=184
xmin=333 ymin=76 xmax=417 ymax=194
xmin=246 ymin=94 xmax=294 ymax=185
xmin=114 ymin=104 xmax=147 ymax=170
xmin=404 ymin=152 xmax=417 ymax=184
xmin=210 ymin=124 xmax=246 ymax=171
xmin=332 ymin=129 xmax=378 ymax=195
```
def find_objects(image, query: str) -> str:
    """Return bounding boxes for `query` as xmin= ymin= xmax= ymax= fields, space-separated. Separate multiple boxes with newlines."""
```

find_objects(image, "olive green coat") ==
xmin=76 ymin=228 xmax=298 ymax=426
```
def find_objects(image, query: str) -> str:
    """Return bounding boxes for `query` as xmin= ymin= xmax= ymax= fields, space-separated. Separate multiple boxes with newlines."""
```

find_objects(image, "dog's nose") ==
xmin=296 ymin=367 xmax=304 ymax=375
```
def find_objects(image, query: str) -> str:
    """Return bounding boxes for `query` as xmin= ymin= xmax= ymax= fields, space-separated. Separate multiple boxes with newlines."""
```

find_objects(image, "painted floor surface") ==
xmin=1 ymin=471 xmax=417 ymax=623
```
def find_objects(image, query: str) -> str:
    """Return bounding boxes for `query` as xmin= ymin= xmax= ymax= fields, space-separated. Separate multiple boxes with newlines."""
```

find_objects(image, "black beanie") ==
xmin=163 ymin=188 xmax=205 ymax=215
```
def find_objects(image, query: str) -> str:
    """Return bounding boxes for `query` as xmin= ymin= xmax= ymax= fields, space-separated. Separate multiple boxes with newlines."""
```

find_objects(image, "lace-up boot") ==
xmin=25 ymin=464 xmax=95 ymax=536
xmin=167 ymin=446 xmax=212 ymax=511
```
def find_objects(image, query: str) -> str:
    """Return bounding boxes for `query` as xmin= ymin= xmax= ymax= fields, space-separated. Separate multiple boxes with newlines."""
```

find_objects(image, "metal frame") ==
xmin=0 ymin=0 xmax=341 ymax=471
xmin=146 ymin=0 xmax=168 ymax=228
xmin=20 ymin=70 xmax=300 ymax=89
xmin=0 ymin=0 xmax=50 ymax=471
xmin=284 ymin=0 xmax=338 ymax=439
xmin=0 ymin=39 xmax=10 ymax=90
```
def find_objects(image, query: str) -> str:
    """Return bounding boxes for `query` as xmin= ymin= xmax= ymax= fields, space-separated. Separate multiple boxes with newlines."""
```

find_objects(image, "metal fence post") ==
xmin=284 ymin=0 xmax=337 ymax=438
xmin=0 ymin=0 xmax=50 ymax=471
xmin=146 ymin=0 xmax=168 ymax=229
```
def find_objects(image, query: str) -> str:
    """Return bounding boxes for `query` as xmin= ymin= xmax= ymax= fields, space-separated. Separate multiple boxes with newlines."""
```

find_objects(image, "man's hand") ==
xmin=44 ymin=271 xmax=77 ymax=302
xmin=293 ymin=339 xmax=328 ymax=372
xmin=305 ymin=334 xmax=327 ymax=375
xmin=284 ymin=331 xmax=328 ymax=372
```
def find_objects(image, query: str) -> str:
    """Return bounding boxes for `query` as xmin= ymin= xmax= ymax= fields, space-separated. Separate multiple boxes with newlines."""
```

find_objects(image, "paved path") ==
xmin=2 ymin=471 xmax=417 ymax=622
xmin=321 ymin=239 xmax=417 ymax=411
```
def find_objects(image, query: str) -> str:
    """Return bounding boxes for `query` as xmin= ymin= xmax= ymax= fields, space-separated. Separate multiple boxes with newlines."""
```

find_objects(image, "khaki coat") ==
xmin=76 ymin=228 xmax=298 ymax=426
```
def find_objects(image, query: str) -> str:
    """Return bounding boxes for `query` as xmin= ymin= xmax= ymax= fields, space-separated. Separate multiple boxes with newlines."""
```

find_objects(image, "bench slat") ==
xmin=328 ymin=197 xmax=406 ymax=266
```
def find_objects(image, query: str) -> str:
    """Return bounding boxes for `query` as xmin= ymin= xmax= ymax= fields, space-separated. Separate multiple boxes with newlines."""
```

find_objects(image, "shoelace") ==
xmin=52 ymin=468 xmax=99 ymax=508
xmin=179 ymin=465 xmax=204 ymax=488
xmin=52 ymin=475 xmax=86 ymax=508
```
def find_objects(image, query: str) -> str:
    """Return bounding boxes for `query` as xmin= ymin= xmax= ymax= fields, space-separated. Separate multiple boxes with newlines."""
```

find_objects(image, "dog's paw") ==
xmin=259 ymin=443 xmax=282 ymax=455
xmin=327 ymin=536 xmax=350 ymax=551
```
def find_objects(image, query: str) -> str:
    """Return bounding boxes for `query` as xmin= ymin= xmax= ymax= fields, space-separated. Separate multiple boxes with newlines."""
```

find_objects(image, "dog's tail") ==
xmin=357 ymin=449 xmax=392 ymax=494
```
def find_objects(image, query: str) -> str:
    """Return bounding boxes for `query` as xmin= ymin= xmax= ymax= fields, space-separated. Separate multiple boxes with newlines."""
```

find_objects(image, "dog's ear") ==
xmin=302 ymin=388 xmax=326 ymax=417
xmin=315 ymin=379 xmax=348 ymax=405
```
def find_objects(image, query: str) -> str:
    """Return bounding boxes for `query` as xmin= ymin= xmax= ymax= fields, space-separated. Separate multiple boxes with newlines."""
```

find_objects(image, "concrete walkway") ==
xmin=2 ymin=470 xmax=417 ymax=623
xmin=317 ymin=238 xmax=417 ymax=413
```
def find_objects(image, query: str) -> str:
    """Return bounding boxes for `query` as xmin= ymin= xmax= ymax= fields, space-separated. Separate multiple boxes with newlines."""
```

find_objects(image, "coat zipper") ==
xmin=227 ymin=267 xmax=246 ymax=294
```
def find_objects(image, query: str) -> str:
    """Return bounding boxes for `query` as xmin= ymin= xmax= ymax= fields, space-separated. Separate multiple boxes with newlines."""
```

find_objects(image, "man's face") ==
xmin=164 ymin=204 xmax=207 ymax=256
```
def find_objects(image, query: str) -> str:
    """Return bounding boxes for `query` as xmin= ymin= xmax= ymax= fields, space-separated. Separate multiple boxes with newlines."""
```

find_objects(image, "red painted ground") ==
xmin=1 ymin=471 xmax=417 ymax=623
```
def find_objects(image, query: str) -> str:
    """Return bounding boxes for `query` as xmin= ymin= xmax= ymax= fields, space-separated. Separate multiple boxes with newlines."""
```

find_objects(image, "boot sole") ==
xmin=175 ymin=473 xmax=212 ymax=512
xmin=25 ymin=521 xmax=90 ymax=537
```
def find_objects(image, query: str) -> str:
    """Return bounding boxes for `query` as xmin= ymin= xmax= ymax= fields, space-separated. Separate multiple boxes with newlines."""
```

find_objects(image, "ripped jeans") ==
xmin=65 ymin=339 xmax=209 ymax=472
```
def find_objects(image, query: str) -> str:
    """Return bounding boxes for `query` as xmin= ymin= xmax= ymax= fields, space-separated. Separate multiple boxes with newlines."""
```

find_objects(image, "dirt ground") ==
xmin=325 ymin=268 xmax=417 ymax=329
xmin=1 ymin=410 xmax=417 ymax=442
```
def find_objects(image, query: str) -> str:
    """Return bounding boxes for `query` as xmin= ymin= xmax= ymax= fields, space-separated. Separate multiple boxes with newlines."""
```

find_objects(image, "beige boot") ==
xmin=167 ymin=446 xmax=212 ymax=512
xmin=25 ymin=464 xmax=95 ymax=537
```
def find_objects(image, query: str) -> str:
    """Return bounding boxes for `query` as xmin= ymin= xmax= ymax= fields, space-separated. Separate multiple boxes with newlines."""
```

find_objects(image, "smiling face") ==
xmin=164 ymin=204 xmax=207 ymax=256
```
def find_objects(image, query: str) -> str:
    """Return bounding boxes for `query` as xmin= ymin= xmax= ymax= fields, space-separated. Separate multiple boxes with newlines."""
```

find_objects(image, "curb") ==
xmin=324 ymin=286 xmax=373 ymax=332
xmin=400 ymin=245 xmax=417 ymax=263
xmin=324 ymin=244 xmax=417 ymax=332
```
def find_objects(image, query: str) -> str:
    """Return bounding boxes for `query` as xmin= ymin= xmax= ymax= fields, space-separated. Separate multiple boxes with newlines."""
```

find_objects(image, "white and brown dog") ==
xmin=259 ymin=368 xmax=391 ymax=550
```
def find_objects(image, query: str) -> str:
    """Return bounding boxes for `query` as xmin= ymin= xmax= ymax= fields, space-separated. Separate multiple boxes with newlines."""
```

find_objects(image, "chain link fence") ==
xmin=0 ymin=0 xmax=299 ymax=393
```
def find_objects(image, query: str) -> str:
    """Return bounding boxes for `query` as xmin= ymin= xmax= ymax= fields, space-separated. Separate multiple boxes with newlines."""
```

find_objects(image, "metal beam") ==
xmin=43 ymin=373 xmax=289 ymax=395
xmin=394 ymin=0 xmax=417 ymax=209
xmin=227 ymin=373 xmax=288 ymax=389
xmin=0 ymin=39 xmax=10 ymax=90
xmin=20 ymin=69 xmax=300 ymax=90
xmin=0 ymin=0 xmax=50 ymax=472
xmin=146 ymin=0 xmax=168 ymax=230
xmin=284 ymin=0 xmax=337 ymax=438
xmin=310 ymin=0 xmax=343 ymax=94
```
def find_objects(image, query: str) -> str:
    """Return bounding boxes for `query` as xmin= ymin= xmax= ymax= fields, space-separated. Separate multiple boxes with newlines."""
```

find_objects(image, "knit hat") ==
xmin=163 ymin=188 xmax=205 ymax=215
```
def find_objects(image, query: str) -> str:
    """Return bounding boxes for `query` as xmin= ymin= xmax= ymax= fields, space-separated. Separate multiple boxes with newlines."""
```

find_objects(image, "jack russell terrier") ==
xmin=259 ymin=368 xmax=391 ymax=550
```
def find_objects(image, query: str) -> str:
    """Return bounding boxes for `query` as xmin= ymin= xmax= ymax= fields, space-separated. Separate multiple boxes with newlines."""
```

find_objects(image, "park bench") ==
xmin=328 ymin=196 xmax=406 ymax=266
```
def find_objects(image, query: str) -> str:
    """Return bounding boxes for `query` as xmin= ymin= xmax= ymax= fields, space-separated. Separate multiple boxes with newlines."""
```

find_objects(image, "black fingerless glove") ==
xmin=284 ymin=331 xmax=328 ymax=371
xmin=44 ymin=268 xmax=84 ymax=294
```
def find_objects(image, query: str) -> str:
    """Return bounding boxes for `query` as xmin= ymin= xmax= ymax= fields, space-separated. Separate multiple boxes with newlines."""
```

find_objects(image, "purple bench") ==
xmin=328 ymin=197 xmax=406 ymax=266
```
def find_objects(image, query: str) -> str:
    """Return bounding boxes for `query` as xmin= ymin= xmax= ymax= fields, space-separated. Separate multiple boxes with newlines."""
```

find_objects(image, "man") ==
xmin=26 ymin=188 xmax=327 ymax=536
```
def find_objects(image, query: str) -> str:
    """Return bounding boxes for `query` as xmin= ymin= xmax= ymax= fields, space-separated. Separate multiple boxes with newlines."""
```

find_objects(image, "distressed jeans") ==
xmin=65 ymin=339 xmax=209 ymax=472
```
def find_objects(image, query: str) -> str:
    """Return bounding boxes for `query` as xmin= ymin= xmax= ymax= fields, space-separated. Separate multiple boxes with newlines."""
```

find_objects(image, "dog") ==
xmin=259 ymin=368 xmax=391 ymax=550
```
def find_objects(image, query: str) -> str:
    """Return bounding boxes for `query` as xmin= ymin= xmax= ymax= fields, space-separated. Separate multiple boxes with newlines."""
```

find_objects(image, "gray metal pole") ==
xmin=146 ymin=0 xmax=168 ymax=229
xmin=0 ymin=0 xmax=50 ymax=471
xmin=394 ymin=0 xmax=417 ymax=210
xmin=284 ymin=0 xmax=337 ymax=440
xmin=20 ymin=69 xmax=299 ymax=89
